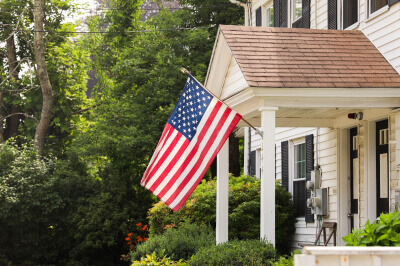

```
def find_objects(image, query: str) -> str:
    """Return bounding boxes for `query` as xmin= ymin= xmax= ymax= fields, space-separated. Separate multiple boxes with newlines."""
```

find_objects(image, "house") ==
xmin=205 ymin=0 xmax=400 ymax=249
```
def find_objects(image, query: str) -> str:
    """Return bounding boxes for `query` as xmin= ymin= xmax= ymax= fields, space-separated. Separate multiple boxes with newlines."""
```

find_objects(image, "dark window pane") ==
xmin=371 ymin=0 xmax=388 ymax=13
xmin=294 ymin=180 xmax=306 ymax=217
xmin=343 ymin=0 xmax=358 ymax=28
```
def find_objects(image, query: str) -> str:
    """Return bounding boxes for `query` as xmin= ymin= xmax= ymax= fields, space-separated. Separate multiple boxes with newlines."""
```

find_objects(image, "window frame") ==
xmin=342 ymin=0 xmax=359 ymax=29
xmin=291 ymin=0 xmax=303 ymax=27
xmin=289 ymin=138 xmax=307 ymax=218
xmin=265 ymin=2 xmax=274 ymax=27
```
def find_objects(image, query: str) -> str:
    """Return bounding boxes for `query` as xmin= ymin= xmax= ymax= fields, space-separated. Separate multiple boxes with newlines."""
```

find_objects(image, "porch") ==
xmin=205 ymin=25 xmax=400 ymax=246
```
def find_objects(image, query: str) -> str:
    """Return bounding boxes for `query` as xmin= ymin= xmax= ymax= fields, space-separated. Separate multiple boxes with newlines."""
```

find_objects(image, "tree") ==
xmin=33 ymin=0 xmax=53 ymax=157
xmin=0 ymin=0 xmax=89 ymax=156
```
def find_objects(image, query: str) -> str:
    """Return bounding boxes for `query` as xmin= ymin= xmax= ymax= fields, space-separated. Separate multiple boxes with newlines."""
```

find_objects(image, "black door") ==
xmin=376 ymin=119 xmax=389 ymax=217
xmin=349 ymin=127 xmax=358 ymax=229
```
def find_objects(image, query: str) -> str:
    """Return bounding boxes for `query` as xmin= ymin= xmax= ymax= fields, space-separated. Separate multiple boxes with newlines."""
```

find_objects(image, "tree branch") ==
xmin=1 ymin=112 xmax=39 ymax=124
xmin=71 ymin=103 xmax=102 ymax=115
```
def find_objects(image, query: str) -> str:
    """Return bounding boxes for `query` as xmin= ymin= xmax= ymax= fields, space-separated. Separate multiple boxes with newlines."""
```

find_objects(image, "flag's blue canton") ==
xmin=168 ymin=77 xmax=213 ymax=141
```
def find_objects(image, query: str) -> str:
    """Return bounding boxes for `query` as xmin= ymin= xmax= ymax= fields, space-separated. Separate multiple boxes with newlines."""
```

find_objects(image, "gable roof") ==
xmin=218 ymin=25 xmax=400 ymax=89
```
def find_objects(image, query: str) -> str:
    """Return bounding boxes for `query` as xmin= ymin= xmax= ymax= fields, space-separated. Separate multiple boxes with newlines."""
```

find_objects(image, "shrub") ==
xmin=131 ymin=223 xmax=215 ymax=261
xmin=148 ymin=175 xmax=296 ymax=254
xmin=132 ymin=250 xmax=187 ymax=266
xmin=343 ymin=211 xmax=400 ymax=246
xmin=189 ymin=239 xmax=276 ymax=266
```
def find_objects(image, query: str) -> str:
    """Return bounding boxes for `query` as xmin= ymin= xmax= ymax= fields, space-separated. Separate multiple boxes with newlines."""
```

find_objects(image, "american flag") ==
xmin=141 ymin=74 xmax=242 ymax=211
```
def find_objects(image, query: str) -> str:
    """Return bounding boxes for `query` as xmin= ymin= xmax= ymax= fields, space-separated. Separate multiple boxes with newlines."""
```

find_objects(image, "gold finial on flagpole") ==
xmin=180 ymin=68 xmax=189 ymax=75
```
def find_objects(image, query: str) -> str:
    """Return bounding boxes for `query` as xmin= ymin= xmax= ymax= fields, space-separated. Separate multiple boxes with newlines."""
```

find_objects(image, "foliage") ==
xmin=0 ymin=142 xmax=95 ymax=264
xmin=343 ymin=211 xmax=400 ymax=246
xmin=132 ymin=250 xmax=187 ymax=266
xmin=189 ymin=239 xmax=276 ymax=266
xmin=131 ymin=223 xmax=215 ymax=262
xmin=269 ymin=250 xmax=301 ymax=266
xmin=0 ymin=0 xmax=89 ymax=151
xmin=148 ymin=175 xmax=296 ymax=254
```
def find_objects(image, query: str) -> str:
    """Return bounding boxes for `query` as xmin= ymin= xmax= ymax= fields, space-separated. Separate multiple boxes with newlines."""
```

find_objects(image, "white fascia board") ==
xmin=205 ymin=30 xmax=233 ymax=97
xmin=252 ymin=87 xmax=400 ymax=98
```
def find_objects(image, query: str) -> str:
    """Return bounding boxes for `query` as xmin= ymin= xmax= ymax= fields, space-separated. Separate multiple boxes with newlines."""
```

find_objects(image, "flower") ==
xmin=127 ymin=241 xmax=132 ymax=245
xmin=127 ymin=232 xmax=132 ymax=237
xmin=136 ymin=222 xmax=142 ymax=227
xmin=142 ymin=225 xmax=148 ymax=231
xmin=125 ymin=237 xmax=130 ymax=241
xmin=136 ymin=236 xmax=143 ymax=242
xmin=144 ymin=238 xmax=148 ymax=241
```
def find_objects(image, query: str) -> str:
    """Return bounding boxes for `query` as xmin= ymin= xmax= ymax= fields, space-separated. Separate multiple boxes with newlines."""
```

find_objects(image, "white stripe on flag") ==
xmin=160 ymin=102 xmax=228 ymax=202
xmin=168 ymin=110 xmax=237 ymax=209
xmin=144 ymin=133 xmax=187 ymax=189
xmin=151 ymin=99 xmax=219 ymax=196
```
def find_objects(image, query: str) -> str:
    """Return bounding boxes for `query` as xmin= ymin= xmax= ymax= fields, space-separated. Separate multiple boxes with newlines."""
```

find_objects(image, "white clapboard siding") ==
xmin=362 ymin=2 xmax=400 ymax=74
xmin=390 ymin=114 xmax=398 ymax=207
xmin=271 ymin=127 xmax=338 ymax=250
xmin=221 ymin=56 xmax=248 ymax=100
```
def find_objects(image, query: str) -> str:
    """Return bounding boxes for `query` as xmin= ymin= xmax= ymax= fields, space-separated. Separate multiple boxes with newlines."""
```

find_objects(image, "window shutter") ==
xmin=256 ymin=7 xmax=262 ymax=26
xmin=281 ymin=141 xmax=289 ymax=190
xmin=305 ymin=134 xmax=314 ymax=223
xmin=328 ymin=0 xmax=337 ymax=29
xmin=302 ymin=0 xmax=311 ymax=28
xmin=273 ymin=0 xmax=280 ymax=27
xmin=389 ymin=0 xmax=400 ymax=6
xmin=273 ymin=0 xmax=287 ymax=27
xmin=249 ymin=150 xmax=256 ymax=176
xmin=281 ymin=0 xmax=288 ymax=27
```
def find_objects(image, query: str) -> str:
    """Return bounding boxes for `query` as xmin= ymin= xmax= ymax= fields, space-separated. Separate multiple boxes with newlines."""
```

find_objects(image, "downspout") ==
xmin=230 ymin=0 xmax=252 ymax=26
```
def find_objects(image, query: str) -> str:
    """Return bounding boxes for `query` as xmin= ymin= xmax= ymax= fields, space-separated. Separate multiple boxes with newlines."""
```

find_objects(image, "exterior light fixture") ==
xmin=348 ymin=112 xmax=363 ymax=120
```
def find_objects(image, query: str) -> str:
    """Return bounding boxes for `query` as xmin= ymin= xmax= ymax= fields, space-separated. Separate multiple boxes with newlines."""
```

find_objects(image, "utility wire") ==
xmin=0 ymin=25 xmax=214 ymax=34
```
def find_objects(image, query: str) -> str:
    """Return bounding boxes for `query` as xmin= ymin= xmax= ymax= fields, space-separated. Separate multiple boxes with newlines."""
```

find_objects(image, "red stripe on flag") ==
xmin=147 ymin=135 xmax=190 ymax=192
xmin=171 ymin=112 xmax=242 ymax=211
xmin=141 ymin=124 xmax=174 ymax=185
xmin=155 ymin=101 xmax=223 ymax=200
xmin=164 ymin=106 xmax=233 ymax=207
xmin=144 ymin=131 xmax=187 ymax=188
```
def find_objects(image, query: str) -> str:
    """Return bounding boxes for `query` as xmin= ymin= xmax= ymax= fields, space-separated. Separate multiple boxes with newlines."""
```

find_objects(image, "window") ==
xmin=370 ymin=0 xmax=387 ymax=14
xmin=293 ymin=142 xmax=306 ymax=217
xmin=292 ymin=0 xmax=302 ymax=28
xmin=266 ymin=5 xmax=274 ymax=27
xmin=343 ymin=0 xmax=358 ymax=29
xmin=281 ymin=134 xmax=314 ymax=223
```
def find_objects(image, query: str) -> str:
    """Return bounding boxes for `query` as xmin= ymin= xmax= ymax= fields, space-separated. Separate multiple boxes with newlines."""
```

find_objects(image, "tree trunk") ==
xmin=4 ymin=36 xmax=23 ymax=140
xmin=34 ymin=0 xmax=53 ymax=157
xmin=229 ymin=132 xmax=241 ymax=177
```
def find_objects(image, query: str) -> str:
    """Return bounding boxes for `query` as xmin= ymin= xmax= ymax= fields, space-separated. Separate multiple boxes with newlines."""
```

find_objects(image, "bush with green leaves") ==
xmin=148 ymin=175 xmax=296 ymax=254
xmin=131 ymin=223 xmax=215 ymax=262
xmin=132 ymin=250 xmax=187 ymax=266
xmin=343 ymin=211 xmax=400 ymax=246
xmin=0 ymin=143 xmax=95 ymax=264
xmin=189 ymin=239 xmax=276 ymax=266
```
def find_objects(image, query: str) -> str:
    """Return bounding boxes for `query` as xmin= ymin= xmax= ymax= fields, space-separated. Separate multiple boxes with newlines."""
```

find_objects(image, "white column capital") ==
xmin=259 ymin=107 xmax=278 ymax=112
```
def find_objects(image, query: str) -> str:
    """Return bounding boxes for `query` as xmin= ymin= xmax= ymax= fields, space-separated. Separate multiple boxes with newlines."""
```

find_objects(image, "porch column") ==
xmin=260 ymin=107 xmax=277 ymax=246
xmin=216 ymin=138 xmax=229 ymax=244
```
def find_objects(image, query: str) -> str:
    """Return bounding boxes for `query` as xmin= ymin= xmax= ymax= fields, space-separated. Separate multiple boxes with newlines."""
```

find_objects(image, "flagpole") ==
xmin=180 ymin=68 xmax=263 ymax=138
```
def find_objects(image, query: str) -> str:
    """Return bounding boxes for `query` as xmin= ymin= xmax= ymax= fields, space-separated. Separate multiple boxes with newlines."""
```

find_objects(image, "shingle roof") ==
xmin=220 ymin=25 xmax=400 ymax=88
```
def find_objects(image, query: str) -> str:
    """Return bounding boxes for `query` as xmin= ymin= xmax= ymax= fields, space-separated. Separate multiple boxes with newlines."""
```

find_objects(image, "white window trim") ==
xmin=365 ymin=4 xmax=389 ymax=22
xmin=264 ymin=1 xmax=274 ymax=27
xmin=342 ymin=0 xmax=360 ymax=30
xmin=288 ymin=137 xmax=306 ymax=195
xmin=291 ymin=0 xmax=303 ymax=27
